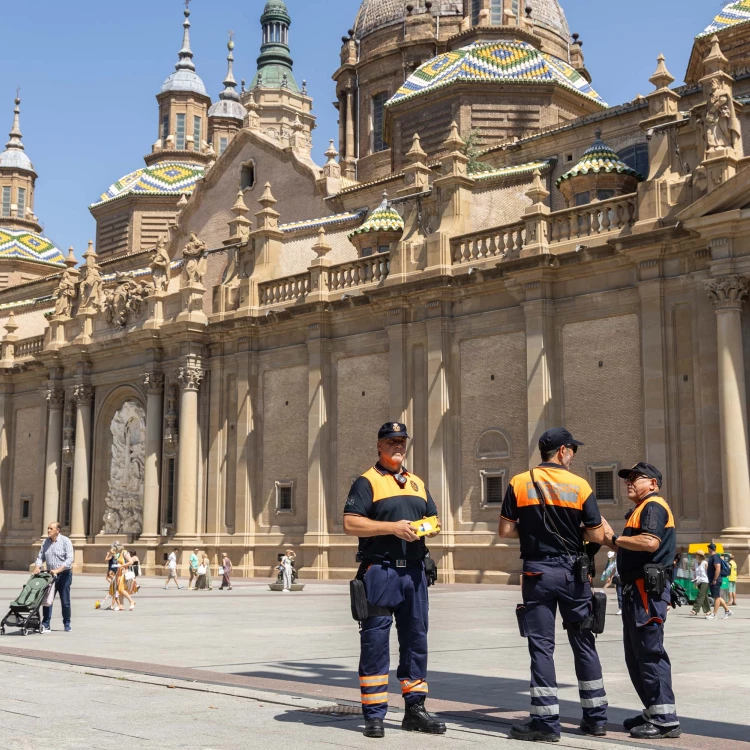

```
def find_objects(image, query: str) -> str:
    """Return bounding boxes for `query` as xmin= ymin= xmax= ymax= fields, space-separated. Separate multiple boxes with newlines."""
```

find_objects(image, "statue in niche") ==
xmin=150 ymin=236 xmax=171 ymax=293
xmin=103 ymin=275 xmax=154 ymax=328
xmin=181 ymin=232 xmax=208 ymax=286
xmin=101 ymin=401 xmax=147 ymax=535
xmin=54 ymin=268 xmax=77 ymax=318
xmin=80 ymin=257 xmax=103 ymax=311
xmin=703 ymin=78 xmax=741 ymax=154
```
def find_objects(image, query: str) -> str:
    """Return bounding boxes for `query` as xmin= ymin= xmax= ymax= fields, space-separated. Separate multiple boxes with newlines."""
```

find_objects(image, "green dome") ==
xmin=556 ymin=131 xmax=642 ymax=186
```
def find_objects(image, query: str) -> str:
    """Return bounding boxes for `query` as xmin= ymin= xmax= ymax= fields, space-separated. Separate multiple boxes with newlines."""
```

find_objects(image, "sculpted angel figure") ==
xmin=54 ymin=268 xmax=77 ymax=318
xmin=182 ymin=232 xmax=208 ymax=286
xmin=150 ymin=235 xmax=171 ymax=293
xmin=704 ymin=78 xmax=741 ymax=153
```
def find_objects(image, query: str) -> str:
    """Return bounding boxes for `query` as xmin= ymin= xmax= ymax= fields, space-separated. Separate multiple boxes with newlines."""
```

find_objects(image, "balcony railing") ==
xmin=14 ymin=336 xmax=45 ymax=359
xmin=451 ymin=223 xmax=525 ymax=265
xmin=549 ymin=193 xmax=637 ymax=243
xmin=259 ymin=273 xmax=311 ymax=306
xmin=327 ymin=253 xmax=390 ymax=291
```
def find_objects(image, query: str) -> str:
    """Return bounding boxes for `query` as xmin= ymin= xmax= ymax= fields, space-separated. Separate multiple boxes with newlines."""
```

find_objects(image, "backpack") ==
xmin=719 ymin=556 xmax=731 ymax=578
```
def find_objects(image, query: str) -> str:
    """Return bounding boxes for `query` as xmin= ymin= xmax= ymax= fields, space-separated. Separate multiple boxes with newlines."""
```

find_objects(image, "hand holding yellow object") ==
xmin=411 ymin=516 xmax=441 ymax=538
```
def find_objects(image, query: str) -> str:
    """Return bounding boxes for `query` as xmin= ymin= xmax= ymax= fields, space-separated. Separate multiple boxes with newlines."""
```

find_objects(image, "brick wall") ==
xmin=11 ymin=406 xmax=42 ymax=531
xmin=471 ymin=181 xmax=534 ymax=232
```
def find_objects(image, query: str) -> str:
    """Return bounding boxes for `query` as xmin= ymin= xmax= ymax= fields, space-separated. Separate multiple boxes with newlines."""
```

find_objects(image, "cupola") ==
xmin=208 ymin=33 xmax=248 ymax=156
xmin=348 ymin=193 xmax=404 ymax=256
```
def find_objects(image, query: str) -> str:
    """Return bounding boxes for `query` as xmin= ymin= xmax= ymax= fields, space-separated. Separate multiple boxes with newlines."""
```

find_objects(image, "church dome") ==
xmin=0 ymin=147 xmax=33 ymax=172
xmin=160 ymin=5 xmax=208 ymax=96
xmin=0 ymin=227 xmax=65 ymax=266
xmin=354 ymin=0 xmax=463 ymax=39
xmin=698 ymin=0 xmax=750 ymax=37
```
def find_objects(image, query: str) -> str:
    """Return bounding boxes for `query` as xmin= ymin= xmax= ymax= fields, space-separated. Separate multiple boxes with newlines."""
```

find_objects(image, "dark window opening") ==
xmin=241 ymin=162 xmax=256 ymax=190
xmin=165 ymin=458 xmax=176 ymax=526
xmin=617 ymin=143 xmax=648 ymax=179
xmin=594 ymin=470 xmax=615 ymax=502
xmin=597 ymin=189 xmax=615 ymax=201
xmin=484 ymin=475 xmax=504 ymax=504
xmin=575 ymin=191 xmax=590 ymax=206
xmin=372 ymin=92 xmax=388 ymax=153
xmin=278 ymin=484 xmax=293 ymax=512
xmin=62 ymin=468 xmax=73 ymax=529
xmin=21 ymin=497 xmax=30 ymax=520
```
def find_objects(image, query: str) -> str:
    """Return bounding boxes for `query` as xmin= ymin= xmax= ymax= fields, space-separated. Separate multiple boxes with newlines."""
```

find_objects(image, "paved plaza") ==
xmin=0 ymin=571 xmax=748 ymax=750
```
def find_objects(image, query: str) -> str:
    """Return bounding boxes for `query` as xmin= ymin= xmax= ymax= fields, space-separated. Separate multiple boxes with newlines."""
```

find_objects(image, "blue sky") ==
xmin=0 ymin=0 xmax=721 ymax=257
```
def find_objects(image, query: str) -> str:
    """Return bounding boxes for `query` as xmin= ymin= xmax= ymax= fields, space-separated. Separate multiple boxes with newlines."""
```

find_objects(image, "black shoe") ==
xmin=401 ymin=699 xmax=446 ymax=734
xmin=630 ymin=722 xmax=681 ymax=740
xmin=363 ymin=718 xmax=384 ymax=738
xmin=623 ymin=714 xmax=647 ymax=731
xmin=580 ymin=722 xmax=607 ymax=737
xmin=509 ymin=721 xmax=560 ymax=743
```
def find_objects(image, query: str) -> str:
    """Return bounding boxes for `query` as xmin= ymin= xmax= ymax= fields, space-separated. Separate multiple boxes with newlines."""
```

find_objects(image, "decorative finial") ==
xmin=241 ymin=78 xmax=246 ymax=93
xmin=5 ymin=91 xmax=24 ymax=152
xmin=65 ymin=247 xmax=77 ymax=268
xmin=175 ymin=0 xmax=196 ymax=73
xmin=302 ymin=79 xmax=308 ymax=95
xmin=281 ymin=73 xmax=289 ymax=88
xmin=594 ymin=127 xmax=602 ymax=141
xmin=219 ymin=30 xmax=240 ymax=102
xmin=649 ymin=53 xmax=674 ymax=91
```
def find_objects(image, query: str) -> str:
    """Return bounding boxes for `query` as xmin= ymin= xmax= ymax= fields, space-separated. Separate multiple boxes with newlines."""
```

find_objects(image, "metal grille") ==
xmin=279 ymin=485 xmax=293 ymax=511
xmin=594 ymin=470 xmax=615 ymax=501
xmin=485 ymin=475 xmax=504 ymax=504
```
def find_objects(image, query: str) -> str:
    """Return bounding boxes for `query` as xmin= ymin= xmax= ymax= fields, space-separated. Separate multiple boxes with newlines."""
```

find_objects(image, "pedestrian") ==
xmin=194 ymin=553 xmax=209 ymax=590
xmin=33 ymin=522 xmax=74 ymax=633
xmin=164 ymin=548 xmax=182 ymax=589
xmin=498 ymin=428 xmax=608 ymax=742
xmin=602 ymin=550 xmax=623 ymax=614
xmin=281 ymin=549 xmax=295 ymax=592
xmin=108 ymin=542 xmax=136 ymax=611
xmin=727 ymin=553 xmax=738 ymax=607
xmin=706 ymin=543 xmax=732 ymax=619
xmin=127 ymin=550 xmax=141 ymax=595
xmin=219 ymin=553 xmax=232 ymax=590
xmin=689 ymin=550 xmax=710 ymax=616
xmin=102 ymin=544 xmax=119 ymax=609
xmin=604 ymin=462 xmax=680 ymax=739
xmin=343 ymin=421 xmax=445 ymax=739
xmin=188 ymin=547 xmax=200 ymax=589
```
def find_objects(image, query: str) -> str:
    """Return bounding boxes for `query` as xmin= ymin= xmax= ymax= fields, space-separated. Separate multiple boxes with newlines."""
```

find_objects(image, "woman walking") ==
xmin=194 ymin=553 xmax=212 ymax=590
xmin=108 ymin=542 xmax=136 ymax=611
xmin=690 ymin=549 xmax=710 ymax=616
xmin=127 ymin=550 xmax=141 ymax=595
xmin=219 ymin=553 xmax=233 ymax=590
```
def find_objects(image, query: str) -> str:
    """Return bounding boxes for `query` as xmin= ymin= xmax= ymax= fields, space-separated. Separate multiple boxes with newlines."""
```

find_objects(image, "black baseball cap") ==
xmin=708 ymin=542 xmax=717 ymax=551
xmin=618 ymin=462 xmax=663 ymax=487
xmin=538 ymin=428 xmax=584 ymax=453
xmin=378 ymin=422 xmax=410 ymax=440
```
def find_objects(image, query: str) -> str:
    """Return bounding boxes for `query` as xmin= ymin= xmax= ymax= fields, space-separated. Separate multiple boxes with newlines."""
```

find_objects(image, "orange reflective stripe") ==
xmin=511 ymin=469 xmax=590 ymax=511
xmin=635 ymin=579 xmax=649 ymax=612
xmin=361 ymin=692 xmax=388 ymax=704
xmin=360 ymin=675 xmax=388 ymax=687
xmin=400 ymin=679 xmax=428 ymax=694
xmin=626 ymin=497 xmax=675 ymax=530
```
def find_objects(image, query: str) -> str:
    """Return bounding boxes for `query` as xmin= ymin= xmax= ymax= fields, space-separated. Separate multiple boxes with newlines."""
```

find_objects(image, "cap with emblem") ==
xmin=378 ymin=422 xmax=410 ymax=440
xmin=617 ymin=462 xmax=662 ymax=487
xmin=538 ymin=427 xmax=584 ymax=454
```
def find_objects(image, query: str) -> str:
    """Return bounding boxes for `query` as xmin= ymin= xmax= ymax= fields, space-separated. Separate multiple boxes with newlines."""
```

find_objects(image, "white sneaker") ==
xmin=616 ymin=609 xmax=622 ymax=615
xmin=723 ymin=609 xmax=734 ymax=619
xmin=40 ymin=625 xmax=50 ymax=633
xmin=705 ymin=613 xmax=716 ymax=620
xmin=282 ymin=589 xmax=290 ymax=593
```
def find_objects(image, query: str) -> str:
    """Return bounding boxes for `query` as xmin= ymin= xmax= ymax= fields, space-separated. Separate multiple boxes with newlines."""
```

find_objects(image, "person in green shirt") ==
xmin=727 ymin=553 xmax=738 ymax=607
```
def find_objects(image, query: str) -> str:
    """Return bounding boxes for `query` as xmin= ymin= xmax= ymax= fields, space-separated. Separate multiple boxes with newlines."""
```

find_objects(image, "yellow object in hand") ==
xmin=411 ymin=516 xmax=440 ymax=538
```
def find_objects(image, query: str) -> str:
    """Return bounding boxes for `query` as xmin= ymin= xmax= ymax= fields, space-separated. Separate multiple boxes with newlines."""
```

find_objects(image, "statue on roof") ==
xmin=150 ymin=235 xmax=171 ymax=293
xmin=80 ymin=243 xmax=103 ymax=311
xmin=703 ymin=78 xmax=741 ymax=154
xmin=54 ymin=268 xmax=78 ymax=318
xmin=181 ymin=232 xmax=208 ymax=286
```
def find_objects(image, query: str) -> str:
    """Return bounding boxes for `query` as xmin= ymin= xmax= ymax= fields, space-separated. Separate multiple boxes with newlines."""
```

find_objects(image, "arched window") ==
xmin=241 ymin=160 xmax=256 ymax=191
xmin=475 ymin=429 xmax=511 ymax=460
xmin=617 ymin=143 xmax=649 ymax=180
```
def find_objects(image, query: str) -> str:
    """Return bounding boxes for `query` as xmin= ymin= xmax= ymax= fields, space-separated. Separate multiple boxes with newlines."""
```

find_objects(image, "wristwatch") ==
xmin=611 ymin=534 xmax=619 ymax=547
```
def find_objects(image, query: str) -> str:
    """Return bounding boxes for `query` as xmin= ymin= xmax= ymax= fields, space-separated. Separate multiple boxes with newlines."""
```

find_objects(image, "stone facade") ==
xmin=2 ymin=1 xmax=750 ymax=587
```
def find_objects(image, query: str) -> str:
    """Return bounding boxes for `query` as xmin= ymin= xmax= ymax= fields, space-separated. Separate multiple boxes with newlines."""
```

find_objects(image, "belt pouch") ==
xmin=643 ymin=564 xmax=666 ymax=596
xmin=515 ymin=604 xmax=529 ymax=638
xmin=350 ymin=578 xmax=370 ymax=621
xmin=590 ymin=591 xmax=607 ymax=634
xmin=424 ymin=556 xmax=438 ymax=587
xmin=575 ymin=553 xmax=590 ymax=583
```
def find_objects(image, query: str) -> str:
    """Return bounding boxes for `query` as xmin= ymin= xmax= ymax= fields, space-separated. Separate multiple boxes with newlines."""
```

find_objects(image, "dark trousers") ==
xmin=42 ymin=569 xmax=72 ymax=628
xmin=616 ymin=583 xmax=623 ymax=610
xmin=622 ymin=582 xmax=678 ymax=728
xmin=359 ymin=562 xmax=428 ymax=720
xmin=521 ymin=557 xmax=607 ymax=735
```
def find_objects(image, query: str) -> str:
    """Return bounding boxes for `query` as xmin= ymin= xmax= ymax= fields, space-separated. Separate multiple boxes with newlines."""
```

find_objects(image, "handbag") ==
xmin=124 ymin=569 xmax=135 ymax=582
xmin=197 ymin=564 xmax=207 ymax=576
xmin=43 ymin=580 xmax=56 ymax=607
xmin=218 ymin=566 xmax=225 ymax=575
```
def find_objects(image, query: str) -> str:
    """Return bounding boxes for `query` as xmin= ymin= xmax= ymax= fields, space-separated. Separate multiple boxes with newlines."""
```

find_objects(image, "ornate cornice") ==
xmin=705 ymin=275 xmax=749 ymax=310
xmin=177 ymin=363 xmax=204 ymax=392
xmin=143 ymin=371 xmax=165 ymax=395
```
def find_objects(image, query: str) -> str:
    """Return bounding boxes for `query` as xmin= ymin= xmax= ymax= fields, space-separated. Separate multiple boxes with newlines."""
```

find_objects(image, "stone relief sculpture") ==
xmin=102 ymin=400 xmax=147 ymax=535
xmin=703 ymin=79 xmax=741 ymax=154
xmin=103 ymin=275 xmax=154 ymax=328
xmin=150 ymin=236 xmax=171 ymax=293
xmin=181 ymin=232 xmax=208 ymax=286
xmin=79 ymin=241 xmax=103 ymax=310
xmin=54 ymin=268 xmax=78 ymax=318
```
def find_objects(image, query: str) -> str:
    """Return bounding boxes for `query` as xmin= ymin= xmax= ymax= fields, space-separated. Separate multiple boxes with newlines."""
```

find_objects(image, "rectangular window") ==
xmin=219 ymin=137 xmax=229 ymax=155
xmin=597 ymin=189 xmax=615 ymax=201
xmin=193 ymin=115 xmax=202 ymax=152
xmin=480 ymin=469 xmax=506 ymax=506
xmin=166 ymin=458 xmax=176 ymax=526
xmin=161 ymin=113 xmax=169 ymax=143
xmin=17 ymin=187 xmax=26 ymax=218
xmin=378 ymin=245 xmax=390 ymax=254
xmin=20 ymin=494 xmax=31 ymax=520
xmin=588 ymin=464 xmax=617 ymax=503
xmin=1 ymin=186 xmax=10 ymax=217
xmin=372 ymin=92 xmax=388 ymax=153
xmin=490 ymin=0 xmax=503 ymax=25
xmin=471 ymin=0 xmax=481 ymax=25
xmin=176 ymin=113 xmax=186 ymax=150
xmin=275 ymin=481 xmax=294 ymax=513
xmin=574 ymin=191 xmax=590 ymax=206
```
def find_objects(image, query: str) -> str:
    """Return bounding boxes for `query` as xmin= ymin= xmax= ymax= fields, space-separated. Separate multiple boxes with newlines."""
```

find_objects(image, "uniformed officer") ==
xmin=498 ymin=427 xmax=609 ymax=742
xmin=343 ymin=422 xmax=446 ymax=739
xmin=603 ymin=462 xmax=680 ymax=739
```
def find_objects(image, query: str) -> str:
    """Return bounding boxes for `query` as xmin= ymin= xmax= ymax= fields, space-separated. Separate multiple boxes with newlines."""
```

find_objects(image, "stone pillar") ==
xmin=175 ymin=362 xmax=203 ymax=538
xmin=141 ymin=372 xmax=164 ymax=539
xmin=706 ymin=275 xmax=750 ymax=535
xmin=42 ymin=388 xmax=65 ymax=533
xmin=70 ymin=384 xmax=94 ymax=541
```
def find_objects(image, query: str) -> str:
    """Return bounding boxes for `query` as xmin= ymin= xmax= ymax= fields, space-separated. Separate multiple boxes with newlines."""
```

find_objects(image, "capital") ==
xmin=143 ymin=371 xmax=165 ymax=395
xmin=46 ymin=388 xmax=65 ymax=410
xmin=705 ymin=275 xmax=749 ymax=310
xmin=177 ymin=363 xmax=204 ymax=392
xmin=72 ymin=384 xmax=94 ymax=405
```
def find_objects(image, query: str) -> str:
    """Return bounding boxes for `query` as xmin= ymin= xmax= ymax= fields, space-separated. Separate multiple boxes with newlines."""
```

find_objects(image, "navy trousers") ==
xmin=521 ymin=557 xmax=607 ymax=735
xmin=42 ymin=569 xmax=72 ymax=628
xmin=358 ymin=561 xmax=429 ymax=720
xmin=622 ymin=581 xmax=678 ymax=728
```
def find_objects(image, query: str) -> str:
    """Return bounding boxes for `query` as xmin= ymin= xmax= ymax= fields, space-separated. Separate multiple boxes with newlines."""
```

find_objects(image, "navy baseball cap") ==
xmin=618 ymin=462 xmax=663 ymax=487
xmin=707 ymin=542 xmax=717 ymax=551
xmin=538 ymin=427 xmax=584 ymax=453
xmin=378 ymin=422 xmax=410 ymax=440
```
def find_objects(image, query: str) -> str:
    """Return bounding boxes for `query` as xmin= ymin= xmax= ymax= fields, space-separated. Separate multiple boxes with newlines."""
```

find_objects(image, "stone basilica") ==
xmin=2 ymin=0 xmax=750 ymax=583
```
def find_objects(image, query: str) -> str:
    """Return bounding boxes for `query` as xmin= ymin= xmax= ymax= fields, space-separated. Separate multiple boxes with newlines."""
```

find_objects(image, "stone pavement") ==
xmin=0 ymin=571 xmax=748 ymax=750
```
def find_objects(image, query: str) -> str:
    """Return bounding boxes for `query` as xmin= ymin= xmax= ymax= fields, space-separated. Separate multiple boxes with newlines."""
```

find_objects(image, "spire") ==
xmin=0 ymin=91 xmax=34 ymax=173
xmin=176 ymin=0 xmax=196 ymax=73
xmin=220 ymin=31 xmax=240 ymax=102
xmin=160 ymin=0 xmax=207 ymax=96
xmin=5 ymin=91 xmax=23 ymax=152
xmin=251 ymin=0 xmax=299 ymax=92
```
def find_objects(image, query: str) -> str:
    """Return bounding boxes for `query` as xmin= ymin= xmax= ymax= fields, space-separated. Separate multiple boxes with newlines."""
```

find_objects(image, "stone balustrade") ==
xmin=327 ymin=253 xmax=390 ymax=291
xmin=549 ymin=193 xmax=637 ymax=243
xmin=451 ymin=223 xmax=525 ymax=265
xmin=259 ymin=273 xmax=312 ymax=306
xmin=14 ymin=335 xmax=45 ymax=359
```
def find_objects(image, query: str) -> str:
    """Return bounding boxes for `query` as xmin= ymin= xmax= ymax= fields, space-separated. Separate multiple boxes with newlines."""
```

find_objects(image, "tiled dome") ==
xmin=0 ymin=227 xmax=65 ymax=266
xmin=348 ymin=195 xmax=404 ymax=239
xmin=353 ymin=0 xmax=463 ymax=39
xmin=698 ymin=0 xmax=750 ymax=37
xmin=93 ymin=161 xmax=205 ymax=206
xmin=556 ymin=132 xmax=641 ymax=186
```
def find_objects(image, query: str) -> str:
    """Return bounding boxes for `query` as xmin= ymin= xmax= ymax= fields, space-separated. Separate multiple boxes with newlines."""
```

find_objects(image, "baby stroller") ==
xmin=0 ymin=572 xmax=55 ymax=636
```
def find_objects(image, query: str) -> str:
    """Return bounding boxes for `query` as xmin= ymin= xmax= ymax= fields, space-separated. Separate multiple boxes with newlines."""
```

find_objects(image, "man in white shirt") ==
xmin=690 ymin=550 xmax=710 ymax=616
xmin=164 ymin=548 xmax=182 ymax=590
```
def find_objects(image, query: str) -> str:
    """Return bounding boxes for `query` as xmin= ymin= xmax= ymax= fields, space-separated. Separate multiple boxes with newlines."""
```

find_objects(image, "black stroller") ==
xmin=1 ymin=572 xmax=55 ymax=636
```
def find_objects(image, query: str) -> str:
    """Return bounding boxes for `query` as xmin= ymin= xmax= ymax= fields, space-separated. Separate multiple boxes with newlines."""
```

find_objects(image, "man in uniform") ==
xmin=343 ymin=422 xmax=446 ymax=739
xmin=604 ymin=463 xmax=680 ymax=739
xmin=498 ymin=428 xmax=608 ymax=742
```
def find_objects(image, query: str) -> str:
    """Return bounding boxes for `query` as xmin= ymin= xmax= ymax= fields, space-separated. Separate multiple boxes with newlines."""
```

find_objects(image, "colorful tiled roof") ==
xmin=556 ymin=132 xmax=642 ymax=186
xmin=348 ymin=196 xmax=404 ymax=239
xmin=471 ymin=159 xmax=553 ymax=181
xmin=698 ymin=0 xmax=750 ymax=37
xmin=0 ymin=227 xmax=66 ymax=266
xmin=387 ymin=40 xmax=606 ymax=108
xmin=93 ymin=161 xmax=205 ymax=206
xmin=281 ymin=209 xmax=368 ymax=234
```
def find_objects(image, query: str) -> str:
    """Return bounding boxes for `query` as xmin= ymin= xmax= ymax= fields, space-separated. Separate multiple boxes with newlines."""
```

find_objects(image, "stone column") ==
xmin=70 ymin=384 xmax=94 ymax=541
xmin=141 ymin=372 xmax=164 ymax=539
xmin=42 ymin=388 xmax=65 ymax=533
xmin=706 ymin=275 xmax=750 ymax=535
xmin=176 ymin=362 xmax=203 ymax=538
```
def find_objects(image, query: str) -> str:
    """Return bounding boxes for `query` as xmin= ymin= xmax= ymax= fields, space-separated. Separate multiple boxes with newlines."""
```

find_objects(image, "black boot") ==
xmin=622 ymin=714 xmax=647 ymax=731
xmin=509 ymin=721 xmax=560 ymax=743
xmin=401 ymin=699 xmax=446 ymax=734
xmin=630 ymin=722 xmax=681 ymax=740
xmin=580 ymin=721 xmax=607 ymax=737
xmin=363 ymin=718 xmax=384 ymax=738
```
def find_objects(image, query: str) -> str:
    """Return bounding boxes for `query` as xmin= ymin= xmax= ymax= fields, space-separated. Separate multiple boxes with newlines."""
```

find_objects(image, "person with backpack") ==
xmin=706 ymin=543 xmax=732 ymax=620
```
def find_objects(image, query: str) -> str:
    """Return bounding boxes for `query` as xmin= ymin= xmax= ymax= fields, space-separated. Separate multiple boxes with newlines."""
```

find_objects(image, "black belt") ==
xmin=523 ymin=554 xmax=579 ymax=562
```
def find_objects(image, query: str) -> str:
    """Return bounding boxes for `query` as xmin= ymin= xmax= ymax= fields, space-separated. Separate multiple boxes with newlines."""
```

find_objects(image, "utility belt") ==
xmin=620 ymin=564 xmax=671 ymax=597
xmin=516 ymin=592 xmax=607 ymax=637
xmin=523 ymin=552 xmax=591 ymax=584
xmin=349 ymin=548 xmax=437 ymax=622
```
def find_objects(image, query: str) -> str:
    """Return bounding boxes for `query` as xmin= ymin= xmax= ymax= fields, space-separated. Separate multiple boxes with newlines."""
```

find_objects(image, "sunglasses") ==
xmin=565 ymin=444 xmax=578 ymax=454
xmin=624 ymin=475 xmax=650 ymax=484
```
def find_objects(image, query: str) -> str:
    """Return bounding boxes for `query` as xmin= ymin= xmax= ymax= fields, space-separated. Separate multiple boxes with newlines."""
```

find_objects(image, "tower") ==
xmin=208 ymin=33 xmax=247 ymax=156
